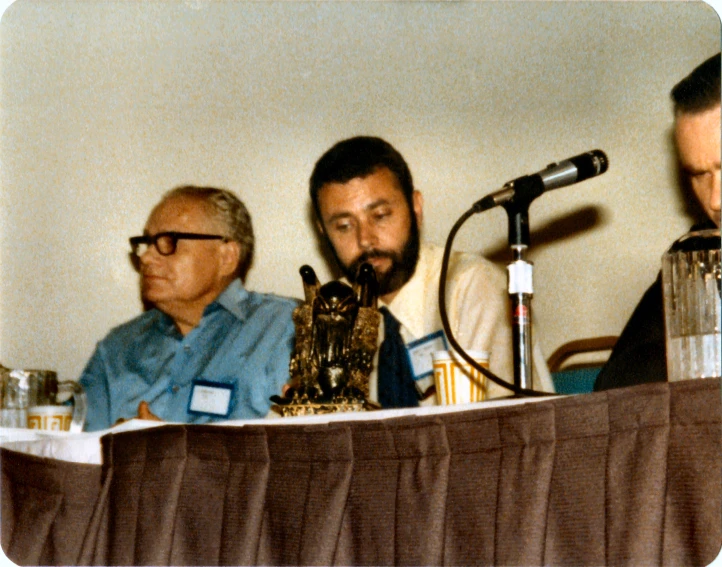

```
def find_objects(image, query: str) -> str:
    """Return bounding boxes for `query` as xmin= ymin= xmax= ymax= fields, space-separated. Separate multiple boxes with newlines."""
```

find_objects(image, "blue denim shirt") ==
xmin=79 ymin=279 xmax=298 ymax=431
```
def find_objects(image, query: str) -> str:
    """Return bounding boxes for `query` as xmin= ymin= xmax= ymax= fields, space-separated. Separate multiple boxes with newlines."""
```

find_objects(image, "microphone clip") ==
xmin=472 ymin=175 xmax=546 ymax=214
xmin=472 ymin=176 xmax=545 ymax=247
xmin=502 ymin=176 xmax=543 ymax=248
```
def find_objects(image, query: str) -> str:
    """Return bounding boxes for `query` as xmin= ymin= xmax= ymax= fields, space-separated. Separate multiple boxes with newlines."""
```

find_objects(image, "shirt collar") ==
xmin=380 ymin=242 xmax=433 ymax=338
xmin=212 ymin=278 xmax=249 ymax=322
xmin=152 ymin=309 xmax=183 ymax=338
xmin=152 ymin=278 xmax=249 ymax=335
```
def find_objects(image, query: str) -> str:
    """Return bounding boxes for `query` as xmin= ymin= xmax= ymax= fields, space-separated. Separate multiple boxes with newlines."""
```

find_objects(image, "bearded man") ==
xmin=309 ymin=136 xmax=554 ymax=407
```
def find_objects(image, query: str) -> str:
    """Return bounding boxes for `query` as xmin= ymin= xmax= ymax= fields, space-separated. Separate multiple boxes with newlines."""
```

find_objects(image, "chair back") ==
xmin=547 ymin=336 xmax=618 ymax=394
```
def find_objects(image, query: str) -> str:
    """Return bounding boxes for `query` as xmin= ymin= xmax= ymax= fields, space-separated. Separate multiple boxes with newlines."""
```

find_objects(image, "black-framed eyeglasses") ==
xmin=129 ymin=232 xmax=227 ymax=257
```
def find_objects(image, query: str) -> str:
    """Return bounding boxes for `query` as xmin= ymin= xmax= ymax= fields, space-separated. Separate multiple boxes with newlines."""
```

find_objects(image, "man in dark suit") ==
xmin=594 ymin=53 xmax=720 ymax=391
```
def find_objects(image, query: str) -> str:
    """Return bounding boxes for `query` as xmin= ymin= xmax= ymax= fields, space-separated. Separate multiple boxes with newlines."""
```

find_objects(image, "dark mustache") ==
xmin=356 ymin=250 xmax=394 ymax=263
xmin=349 ymin=250 xmax=395 ymax=279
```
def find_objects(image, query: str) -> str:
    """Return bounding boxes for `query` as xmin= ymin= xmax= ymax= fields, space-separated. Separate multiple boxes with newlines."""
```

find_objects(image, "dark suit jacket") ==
xmin=594 ymin=221 xmax=718 ymax=391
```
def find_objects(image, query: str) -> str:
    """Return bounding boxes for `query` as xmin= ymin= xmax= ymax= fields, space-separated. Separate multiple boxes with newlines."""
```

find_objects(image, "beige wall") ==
xmin=0 ymin=0 xmax=719 ymax=381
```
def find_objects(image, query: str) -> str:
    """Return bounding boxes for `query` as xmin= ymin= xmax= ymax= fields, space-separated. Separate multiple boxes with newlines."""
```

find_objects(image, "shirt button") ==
xmin=172 ymin=385 xmax=180 ymax=393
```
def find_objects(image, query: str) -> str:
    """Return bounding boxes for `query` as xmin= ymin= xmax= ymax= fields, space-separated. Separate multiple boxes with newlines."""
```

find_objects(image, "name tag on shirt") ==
xmin=187 ymin=379 xmax=235 ymax=418
xmin=406 ymin=330 xmax=448 ymax=381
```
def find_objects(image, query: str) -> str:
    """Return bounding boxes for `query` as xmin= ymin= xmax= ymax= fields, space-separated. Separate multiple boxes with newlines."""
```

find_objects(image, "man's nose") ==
xmin=356 ymin=221 xmax=377 ymax=250
xmin=138 ymin=245 xmax=161 ymax=268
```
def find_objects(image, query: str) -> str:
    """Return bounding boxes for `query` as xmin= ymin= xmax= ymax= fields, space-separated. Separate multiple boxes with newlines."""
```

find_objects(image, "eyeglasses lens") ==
xmin=135 ymin=242 xmax=146 ymax=256
xmin=155 ymin=234 xmax=176 ymax=255
xmin=131 ymin=234 xmax=177 ymax=257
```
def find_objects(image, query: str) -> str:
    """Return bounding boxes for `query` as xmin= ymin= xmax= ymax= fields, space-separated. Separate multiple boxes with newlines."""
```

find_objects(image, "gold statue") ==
xmin=271 ymin=263 xmax=381 ymax=416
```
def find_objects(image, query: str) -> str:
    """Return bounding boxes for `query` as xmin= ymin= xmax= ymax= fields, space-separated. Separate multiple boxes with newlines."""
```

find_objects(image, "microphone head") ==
xmin=588 ymin=149 xmax=609 ymax=175
xmin=569 ymin=149 xmax=609 ymax=181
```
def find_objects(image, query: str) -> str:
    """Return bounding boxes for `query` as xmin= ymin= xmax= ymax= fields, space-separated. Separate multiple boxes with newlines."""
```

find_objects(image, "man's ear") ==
xmin=315 ymin=218 xmax=326 ymax=236
xmin=412 ymin=190 xmax=424 ymax=227
xmin=219 ymin=240 xmax=242 ymax=278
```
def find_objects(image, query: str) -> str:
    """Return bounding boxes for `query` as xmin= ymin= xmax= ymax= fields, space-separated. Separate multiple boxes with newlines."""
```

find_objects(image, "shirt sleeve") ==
xmin=237 ymin=298 xmax=298 ymax=419
xmin=78 ymin=343 xmax=112 ymax=432
xmin=263 ymin=312 xmax=297 ymax=399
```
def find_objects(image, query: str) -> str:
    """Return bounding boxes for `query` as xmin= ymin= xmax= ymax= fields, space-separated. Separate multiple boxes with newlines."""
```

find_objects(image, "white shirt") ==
xmin=368 ymin=242 xmax=554 ymax=404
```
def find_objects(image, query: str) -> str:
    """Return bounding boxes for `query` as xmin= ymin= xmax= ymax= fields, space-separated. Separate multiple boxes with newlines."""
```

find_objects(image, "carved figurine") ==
xmin=271 ymin=263 xmax=381 ymax=416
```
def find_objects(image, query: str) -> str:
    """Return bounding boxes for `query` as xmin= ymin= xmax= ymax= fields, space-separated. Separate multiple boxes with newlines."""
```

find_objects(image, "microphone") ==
xmin=474 ymin=150 xmax=609 ymax=212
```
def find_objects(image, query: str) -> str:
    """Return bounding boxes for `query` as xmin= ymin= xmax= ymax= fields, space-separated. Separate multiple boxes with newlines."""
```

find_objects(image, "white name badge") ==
xmin=187 ymin=379 xmax=234 ymax=418
xmin=406 ymin=330 xmax=448 ymax=381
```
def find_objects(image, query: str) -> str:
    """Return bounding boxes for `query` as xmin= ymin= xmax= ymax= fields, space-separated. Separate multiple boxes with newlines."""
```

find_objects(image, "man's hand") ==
xmin=112 ymin=401 xmax=163 ymax=427
xmin=137 ymin=401 xmax=162 ymax=422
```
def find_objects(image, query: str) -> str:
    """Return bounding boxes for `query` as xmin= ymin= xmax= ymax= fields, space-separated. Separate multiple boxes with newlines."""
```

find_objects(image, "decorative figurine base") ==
xmin=271 ymin=400 xmax=367 ymax=417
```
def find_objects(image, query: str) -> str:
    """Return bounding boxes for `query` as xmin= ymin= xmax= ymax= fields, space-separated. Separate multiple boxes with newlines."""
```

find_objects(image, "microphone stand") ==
xmin=441 ymin=149 xmax=607 ymax=397
xmin=501 ymin=176 xmax=544 ymax=394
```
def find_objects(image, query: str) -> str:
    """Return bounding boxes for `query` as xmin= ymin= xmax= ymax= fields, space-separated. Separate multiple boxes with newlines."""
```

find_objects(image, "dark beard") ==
xmin=337 ymin=221 xmax=420 ymax=298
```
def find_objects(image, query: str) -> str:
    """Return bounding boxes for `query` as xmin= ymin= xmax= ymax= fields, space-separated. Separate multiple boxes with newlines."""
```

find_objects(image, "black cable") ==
xmin=438 ymin=206 xmax=556 ymax=398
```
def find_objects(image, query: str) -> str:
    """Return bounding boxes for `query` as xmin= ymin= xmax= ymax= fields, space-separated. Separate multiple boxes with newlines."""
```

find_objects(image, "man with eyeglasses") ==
xmin=79 ymin=185 xmax=298 ymax=431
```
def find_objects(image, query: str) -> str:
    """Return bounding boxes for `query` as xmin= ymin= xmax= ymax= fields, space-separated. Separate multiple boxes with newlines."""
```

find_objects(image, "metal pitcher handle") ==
xmin=59 ymin=381 xmax=87 ymax=433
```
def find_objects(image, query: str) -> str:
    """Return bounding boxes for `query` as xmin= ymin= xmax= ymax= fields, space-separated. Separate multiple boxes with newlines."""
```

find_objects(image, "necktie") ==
xmin=377 ymin=307 xmax=420 ymax=408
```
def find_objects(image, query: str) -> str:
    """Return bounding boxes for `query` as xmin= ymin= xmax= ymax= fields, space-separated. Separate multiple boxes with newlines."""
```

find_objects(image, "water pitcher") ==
xmin=662 ymin=228 xmax=721 ymax=381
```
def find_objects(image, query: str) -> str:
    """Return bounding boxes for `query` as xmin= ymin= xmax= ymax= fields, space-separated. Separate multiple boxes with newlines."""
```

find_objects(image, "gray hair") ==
xmin=161 ymin=185 xmax=255 ymax=280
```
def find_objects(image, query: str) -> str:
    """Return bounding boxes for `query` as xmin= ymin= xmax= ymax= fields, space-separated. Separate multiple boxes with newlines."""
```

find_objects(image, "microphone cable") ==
xmin=438 ymin=206 xmax=558 ymax=398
